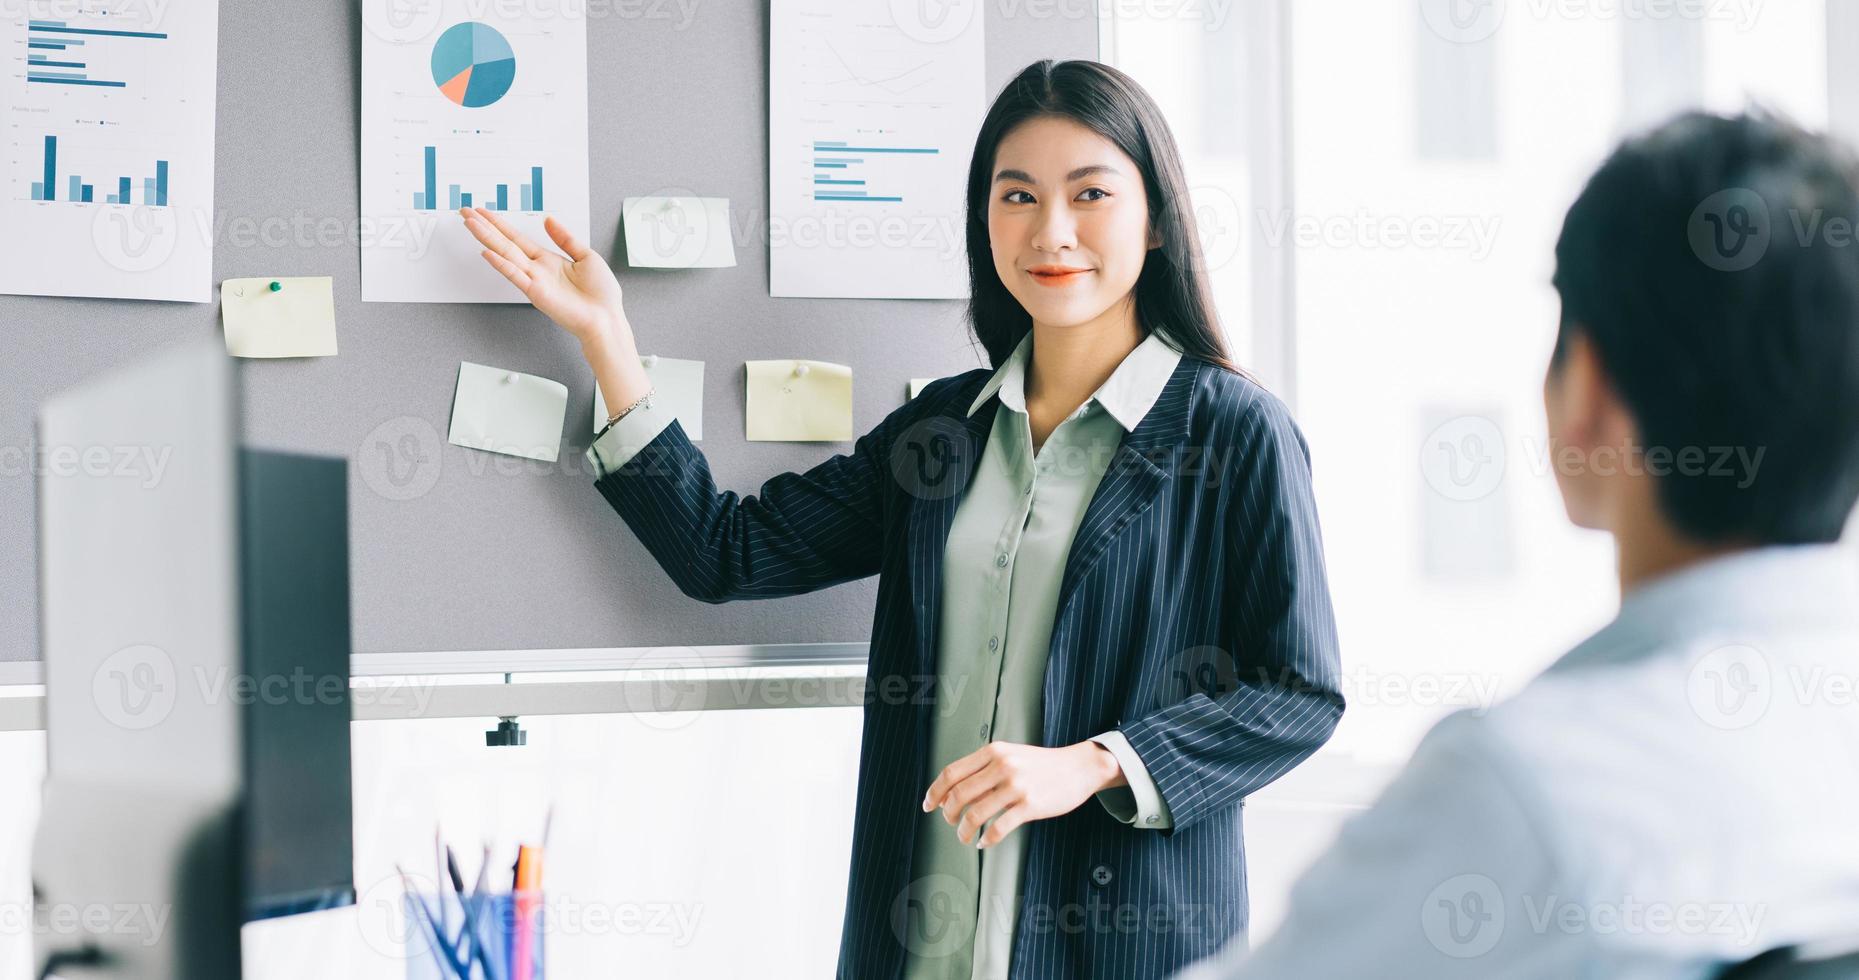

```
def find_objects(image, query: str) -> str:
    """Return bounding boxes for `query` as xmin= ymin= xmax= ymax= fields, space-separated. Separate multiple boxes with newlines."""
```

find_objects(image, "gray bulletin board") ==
xmin=0 ymin=1 xmax=1101 ymax=661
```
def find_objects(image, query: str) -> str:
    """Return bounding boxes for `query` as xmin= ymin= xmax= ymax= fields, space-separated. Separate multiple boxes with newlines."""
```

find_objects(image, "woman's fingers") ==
xmin=938 ymin=760 xmax=1004 ymax=825
xmin=480 ymin=249 xmax=533 ymax=293
xmin=956 ymin=786 xmax=1020 ymax=846
xmin=923 ymin=748 xmax=995 ymax=813
xmin=543 ymin=214 xmax=592 ymax=262
xmin=475 ymin=206 xmax=545 ymax=260
xmin=461 ymin=209 xmax=530 ymax=268
xmin=976 ymin=804 xmax=1027 ymax=848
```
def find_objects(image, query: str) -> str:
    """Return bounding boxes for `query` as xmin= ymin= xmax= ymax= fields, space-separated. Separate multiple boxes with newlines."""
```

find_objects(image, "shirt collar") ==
xmin=966 ymin=330 xmax=1185 ymax=432
xmin=1556 ymin=543 xmax=1859 ymax=670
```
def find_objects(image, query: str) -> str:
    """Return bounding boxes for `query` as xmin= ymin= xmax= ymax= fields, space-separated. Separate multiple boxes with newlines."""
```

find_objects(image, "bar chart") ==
xmin=810 ymin=139 xmax=938 ymax=203
xmin=410 ymin=145 xmax=543 ymax=212
xmin=28 ymin=135 xmax=171 ymax=205
xmin=25 ymin=16 xmax=169 ymax=89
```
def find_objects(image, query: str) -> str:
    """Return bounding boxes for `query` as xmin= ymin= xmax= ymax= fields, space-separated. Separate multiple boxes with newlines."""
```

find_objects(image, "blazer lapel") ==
xmin=901 ymin=395 xmax=998 ymax=679
xmin=1051 ymin=357 xmax=1198 ymax=643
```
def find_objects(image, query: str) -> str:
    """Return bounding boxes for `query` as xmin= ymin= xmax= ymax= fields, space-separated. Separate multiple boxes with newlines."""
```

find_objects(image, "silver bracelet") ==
xmin=596 ymin=387 xmax=655 ymax=440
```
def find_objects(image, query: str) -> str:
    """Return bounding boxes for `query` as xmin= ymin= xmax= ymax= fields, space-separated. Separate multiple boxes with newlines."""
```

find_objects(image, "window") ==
xmin=1110 ymin=0 xmax=1844 ymax=942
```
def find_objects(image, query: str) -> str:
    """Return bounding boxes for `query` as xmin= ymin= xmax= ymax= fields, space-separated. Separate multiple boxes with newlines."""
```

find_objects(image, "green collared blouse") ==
xmin=897 ymin=329 xmax=1182 ymax=980
xmin=586 ymin=331 xmax=1183 ymax=980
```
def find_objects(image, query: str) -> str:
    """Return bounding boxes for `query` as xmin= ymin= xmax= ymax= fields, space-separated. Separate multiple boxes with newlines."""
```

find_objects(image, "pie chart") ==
xmin=431 ymin=22 xmax=516 ymax=109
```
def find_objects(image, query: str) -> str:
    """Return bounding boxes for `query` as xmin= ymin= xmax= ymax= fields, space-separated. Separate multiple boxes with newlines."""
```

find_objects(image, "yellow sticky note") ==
xmin=447 ymin=362 xmax=568 ymax=463
xmin=219 ymin=277 xmax=337 ymax=358
xmin=745 ymin=359 xmax=853 ymax=441
xmin=595 ymin=355 xmax=704 ymax=439
xmin=908 ymin=378 xmax=935 ymax=399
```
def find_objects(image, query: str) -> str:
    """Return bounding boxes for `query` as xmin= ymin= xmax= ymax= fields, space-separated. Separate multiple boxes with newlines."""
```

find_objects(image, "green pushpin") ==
xmin=268 ymin=280 xmax=282 ymax=292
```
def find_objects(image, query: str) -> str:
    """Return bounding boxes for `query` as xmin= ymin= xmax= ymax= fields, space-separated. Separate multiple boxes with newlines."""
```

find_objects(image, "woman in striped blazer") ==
xmin=464 ymin=59 xmax=1344 ymax=980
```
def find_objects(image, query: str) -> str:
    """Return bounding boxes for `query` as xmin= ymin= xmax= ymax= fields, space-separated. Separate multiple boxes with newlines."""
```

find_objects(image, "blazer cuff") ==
xmin=585 ymin=399 xmax=675 ymax=479
xmin=1089 ymin=731 xmax=1173 ymax=830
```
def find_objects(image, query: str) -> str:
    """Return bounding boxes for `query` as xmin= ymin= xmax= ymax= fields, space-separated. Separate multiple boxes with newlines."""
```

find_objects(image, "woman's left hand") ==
xmin=922 ymin=741 xmax=1125 ymax=849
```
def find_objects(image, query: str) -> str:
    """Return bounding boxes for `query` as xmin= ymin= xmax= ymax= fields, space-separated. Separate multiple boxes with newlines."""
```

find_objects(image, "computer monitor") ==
xmin=34 ymin=341 xmax=354 ymax=979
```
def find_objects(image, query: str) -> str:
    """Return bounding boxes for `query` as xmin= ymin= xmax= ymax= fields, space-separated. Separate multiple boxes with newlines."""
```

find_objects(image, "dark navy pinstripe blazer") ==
xmin=592 ymin=352 xmax=1344 ymax=979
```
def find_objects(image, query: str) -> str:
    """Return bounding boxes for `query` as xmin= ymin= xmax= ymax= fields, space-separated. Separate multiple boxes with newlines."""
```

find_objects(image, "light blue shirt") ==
xmin=1176 ymin=544 xmax=1859 ymax=979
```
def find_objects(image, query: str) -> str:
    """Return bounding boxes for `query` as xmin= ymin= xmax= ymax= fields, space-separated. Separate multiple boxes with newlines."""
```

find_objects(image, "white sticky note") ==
xmin=622 ymin=196 xmax=737 ymax=269
xmin=219 ymin=277 xmax=338 ymax=358
xmin=908 ymin=378 xmax=935 ymax=399
xmin=447 ymin=362 xmax=569 ymax=463
xmin=745 ymin=359 xmax=853 ymax=442
xmin=594 ymin=355 xmax=705 ymax=440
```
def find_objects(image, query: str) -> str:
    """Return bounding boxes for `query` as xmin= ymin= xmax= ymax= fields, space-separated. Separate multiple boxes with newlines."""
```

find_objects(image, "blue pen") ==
xmin=445 ymin=846 xmax=482 ymax=977
xmin=459 ymin=846 xmax=505 ymax=980
xmin=398 ymin=865 xmax=466 ymax=978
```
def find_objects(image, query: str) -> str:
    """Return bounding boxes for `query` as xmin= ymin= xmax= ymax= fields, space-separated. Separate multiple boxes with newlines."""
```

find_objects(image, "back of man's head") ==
xmin=1553 ymin=110 xmax=1859 ymax=545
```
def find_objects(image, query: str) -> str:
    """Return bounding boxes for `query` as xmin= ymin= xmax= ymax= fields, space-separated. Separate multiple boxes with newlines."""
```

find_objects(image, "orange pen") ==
xmin=512 ymin=844 xmax=542 ymax=980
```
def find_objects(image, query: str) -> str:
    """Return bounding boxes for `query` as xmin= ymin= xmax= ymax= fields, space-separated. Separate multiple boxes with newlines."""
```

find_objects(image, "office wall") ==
xmin=0 ymin=1 xmax=1101 ymax=660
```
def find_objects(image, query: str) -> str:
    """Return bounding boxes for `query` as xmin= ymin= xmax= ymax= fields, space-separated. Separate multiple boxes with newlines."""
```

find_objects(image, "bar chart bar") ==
xmin=496 ymin=184 xmax=508 ymax=211
xmin=156 ymin=160 xmax=168 ymax=206
xmin=531 ymin=167 xmax=543 ymax=211
xmin=424 ymin=146 xmax=436 ymax=212
xmin=44 ymin=137 xmax=57 ymax=202
xmin=811 ymin=143 xmax=939 ymax=154
xmin=28 ymin=76 xmax=125 ymax=87
xmin=27 ymin=21 xmax=170 ymax=38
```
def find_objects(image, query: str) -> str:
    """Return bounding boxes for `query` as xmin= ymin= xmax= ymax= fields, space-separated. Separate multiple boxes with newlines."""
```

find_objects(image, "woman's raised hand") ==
xmin=461 ymin=206 xmax=626 ymax=347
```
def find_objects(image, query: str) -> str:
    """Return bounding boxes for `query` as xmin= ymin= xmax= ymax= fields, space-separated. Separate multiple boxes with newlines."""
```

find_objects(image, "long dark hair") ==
xmin=964 ymin=59 xmax=1239 ymax=374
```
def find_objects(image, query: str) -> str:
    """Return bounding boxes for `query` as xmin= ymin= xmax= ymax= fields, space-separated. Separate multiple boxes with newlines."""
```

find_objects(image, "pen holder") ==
xmin=403 ymin=890 xmax=545 ymax=980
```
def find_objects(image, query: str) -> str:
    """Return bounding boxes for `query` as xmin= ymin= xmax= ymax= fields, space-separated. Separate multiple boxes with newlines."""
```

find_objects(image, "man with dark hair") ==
xmin=1177 ymin=111 xmax=1859 ymax=978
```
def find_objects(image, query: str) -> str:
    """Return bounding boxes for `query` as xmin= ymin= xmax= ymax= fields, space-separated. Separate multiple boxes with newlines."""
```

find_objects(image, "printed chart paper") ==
xmin=769 ymin=0 xmax=984 ymax=299
xmin=0 ymin=0 xmax=220 ymax=301
xmin=361 ymin=3 xmax=589 ymax=302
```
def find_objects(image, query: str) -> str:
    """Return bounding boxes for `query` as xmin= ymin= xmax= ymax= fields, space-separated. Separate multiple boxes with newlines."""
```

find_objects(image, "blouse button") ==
xmin=995 ymin=554 xmax=1007 ymax=568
